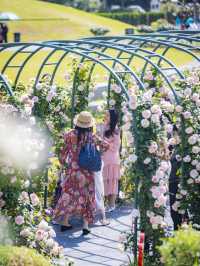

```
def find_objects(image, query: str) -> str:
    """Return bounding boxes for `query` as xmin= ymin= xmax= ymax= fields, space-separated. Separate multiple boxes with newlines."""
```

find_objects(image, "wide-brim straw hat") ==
xmin=74 ymin=111 xmax=95 ymax=128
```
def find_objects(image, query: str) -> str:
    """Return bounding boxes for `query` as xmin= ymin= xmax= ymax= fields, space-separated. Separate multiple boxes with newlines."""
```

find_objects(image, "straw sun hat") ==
xmin=74 ymin=111 xmax=95 ymax=128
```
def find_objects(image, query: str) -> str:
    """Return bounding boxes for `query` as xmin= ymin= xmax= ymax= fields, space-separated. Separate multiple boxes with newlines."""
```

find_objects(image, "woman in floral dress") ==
xmin=54 ymin=111 xmax=108 ymax=235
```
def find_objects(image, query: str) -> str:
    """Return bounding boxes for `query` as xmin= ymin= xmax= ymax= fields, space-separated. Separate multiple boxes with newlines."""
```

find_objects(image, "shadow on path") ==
xmin=55 ymin=205 xmax=132 ymax=266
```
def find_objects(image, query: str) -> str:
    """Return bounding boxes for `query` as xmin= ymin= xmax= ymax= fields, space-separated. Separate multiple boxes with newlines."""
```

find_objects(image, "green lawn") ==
xmin=0 ymin=0 xmax=131 ymax=42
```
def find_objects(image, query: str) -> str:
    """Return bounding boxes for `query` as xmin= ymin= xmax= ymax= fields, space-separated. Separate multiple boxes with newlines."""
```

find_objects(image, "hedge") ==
xmin=98 ymin=11 xmax=174 ymax=26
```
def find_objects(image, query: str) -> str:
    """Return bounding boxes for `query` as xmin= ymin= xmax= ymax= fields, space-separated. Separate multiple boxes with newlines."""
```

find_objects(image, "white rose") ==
xmin=183 ymin=155 xmax=191 ymax=163
xmin=188 ymin=135 xmax=198 ymax=145
xmin=143 ymin=157 xmax=151 ymax=165
xmin=78 ymin=85 xmax=84 ymax=91
xmin=142 ymin=110 xmax=151 ymax=119
xmin=185 ymin=127 xmax=193 ymax=134
xmin=46 ymin=238 xmax=55 ymax=248
xmin=187 ymin=178 xmax=194 ymax=184
xmin=192 ymin=146 xmax=200 ymax=154
xmin=38 ymin=220 xmax=49 ymax=231
xmin=183 ymin=111 xmax=191 ymax=119
xmin=192 ymin=160 xmax=198 ymax=166
xmin=151 ymin=105 xmax=162 ymax=116
xmin=151 ymin=114 xmax=160 ymax=124
xmin=20 ymin=228 xmax=31 ymax=238
xmin=129 ymin=154 xmax=137 ymax=163
xmin=180 ymin=189 xmax=187 ymax=196
xmin=129 ymin=101 xmax=137 ymax=110
xmin=192 ymin=93 xmax=199 ymax=102
xmin=36 ymin=83 xmax=42 ymax=91
xmin=196 ymin=99 xmax=200 ymax=107
xmin=24 ymin=180 xmax=30 ymax=188
xmin=190 ymin=169 xmax=198 ymax=178
xmin=165 ymin=124 xmax=173 ymax=133
xmin=141 ymin=119 xmax=150 ymax=128
xmin=196 ymin=163 xmax=200 ymax=171
xmin=184 ymin=88 xmax=192 ymax=97
xmin=142 ymin=91 xmax=153 ymax=102
xmin=175 ymin=105 xmax=183 ymax=113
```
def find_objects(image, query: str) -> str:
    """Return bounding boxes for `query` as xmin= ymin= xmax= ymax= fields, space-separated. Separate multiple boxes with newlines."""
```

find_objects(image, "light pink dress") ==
xmin=102 ymin=130 xmax=121 ymax=196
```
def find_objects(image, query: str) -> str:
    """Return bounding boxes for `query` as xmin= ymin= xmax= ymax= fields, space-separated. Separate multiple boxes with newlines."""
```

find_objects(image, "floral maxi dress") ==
xmin=54 ymin=129 xmax=108 ymax=224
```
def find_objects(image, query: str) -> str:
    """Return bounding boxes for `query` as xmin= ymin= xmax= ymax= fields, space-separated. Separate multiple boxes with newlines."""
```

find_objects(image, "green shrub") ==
xmin=151 ymin=19 xmax=175 ymax=32
xmin=0 ymin=246 xmax=52 ymax=266
xmin=98 ymin=11 xmax=166 ymax=26
xmin=158 ymin=226 xmax=200 ymax=266
xmin=137 ymin=25 xmax=154 ymax=33
xmin=90 ymin=27 xmax=110 ymax=36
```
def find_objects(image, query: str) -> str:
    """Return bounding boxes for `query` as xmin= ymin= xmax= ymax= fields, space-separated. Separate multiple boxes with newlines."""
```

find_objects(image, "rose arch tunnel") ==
xmin=1 ymin=31 xmax=200 ymax=259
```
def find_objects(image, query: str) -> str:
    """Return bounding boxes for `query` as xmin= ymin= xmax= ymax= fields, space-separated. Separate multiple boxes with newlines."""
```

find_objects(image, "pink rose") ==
xmin=35 ymin=229 xmax=47 ymax=241
xmin=19 ymin=191 xmax=29 ymax=203
xmin=142 ymin=110 xmax=151 ymax=119
xmin=144 ymin=72 xmax=154 ymax=81
xmin=159 ymin=185 xmax=167 ymax=194
xmin=15 ymin=215 xmax=25 ymax=225
xmin=30 ymin=193 xmax=40 ymax=206
xmin=20 ymin=228 xmax=31 ymax=238
xmin=152 ymin=175 xmax=159 ymax=183
xmin=157 ymin=195 xmax=167 ymax=206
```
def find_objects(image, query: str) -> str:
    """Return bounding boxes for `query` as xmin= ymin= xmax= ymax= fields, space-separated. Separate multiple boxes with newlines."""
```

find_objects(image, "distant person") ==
xmin=2 ymin=23 xmax=8 ymax=43
xmin=0 ymin=24 xmax=3 ymax=43
xmin=185 ymin=16 xmax=194 ymax=29
xmin=176 ymin=13 xmax=182 ymax=29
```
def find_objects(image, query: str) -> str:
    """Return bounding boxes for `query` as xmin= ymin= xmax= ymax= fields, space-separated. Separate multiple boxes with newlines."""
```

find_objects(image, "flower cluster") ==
xmin=13 ymin=191 xmax=72 ymax=264
xmin=171 ymin=71 xmax=200 ymax=225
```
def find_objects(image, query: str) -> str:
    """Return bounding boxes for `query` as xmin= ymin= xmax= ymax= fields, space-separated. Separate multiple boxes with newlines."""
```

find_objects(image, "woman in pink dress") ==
xmin=54 ymin=111 xmax=108 ymax=235
xmin=102 ymin=109 xmax=121 ymax=212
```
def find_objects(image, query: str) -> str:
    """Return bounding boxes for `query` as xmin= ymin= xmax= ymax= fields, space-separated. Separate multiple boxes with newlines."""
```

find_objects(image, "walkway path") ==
xmin=55 ymin=205 xmax=133 ymax=266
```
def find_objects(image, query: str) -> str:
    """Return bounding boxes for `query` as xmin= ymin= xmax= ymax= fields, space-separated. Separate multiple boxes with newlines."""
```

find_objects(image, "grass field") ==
xmin=0 ymin=0 xmax=131 ymax=42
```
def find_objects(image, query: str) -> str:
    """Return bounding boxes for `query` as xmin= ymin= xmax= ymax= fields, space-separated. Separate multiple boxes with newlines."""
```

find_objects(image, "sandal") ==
xmin=82 ymin=228 xmax=91 ymax=235
xmin=100 ymin=219 xmax=110 ymax=226
xmin=60 ymin=225 xmax=73 ymax=232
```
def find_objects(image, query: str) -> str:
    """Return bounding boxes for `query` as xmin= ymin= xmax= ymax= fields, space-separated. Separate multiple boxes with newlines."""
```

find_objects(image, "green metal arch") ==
xmin=0 ymin=42 xmax=131 ymax=100
xmin=46 ymin=40 xmax=182 ymax=102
